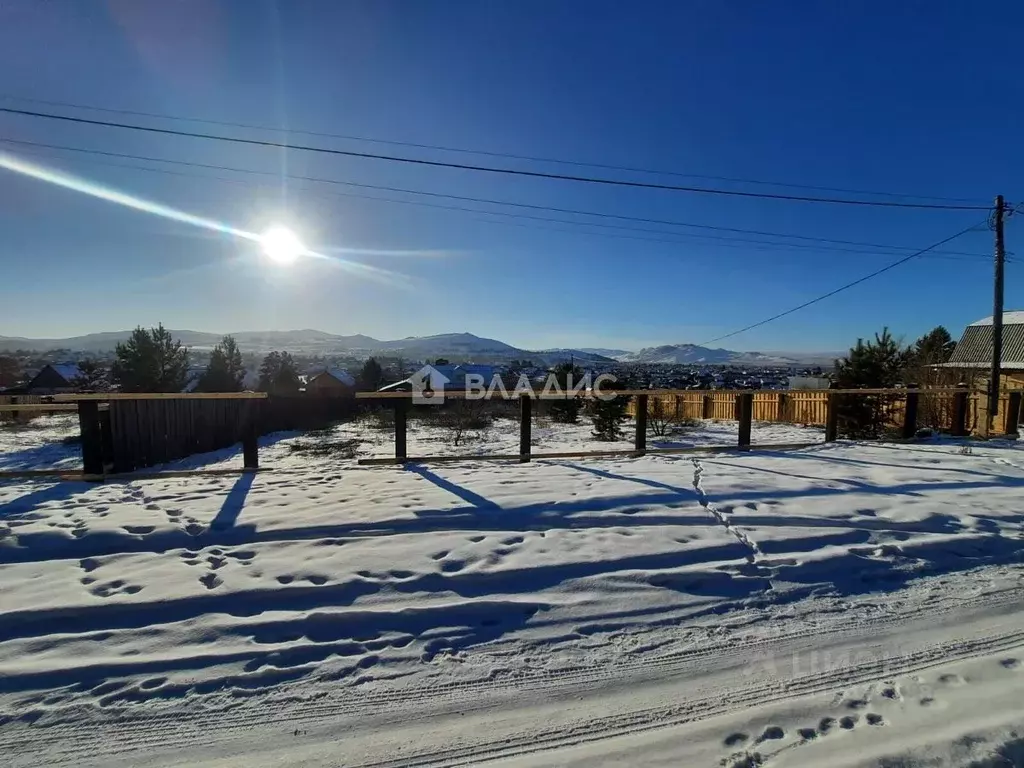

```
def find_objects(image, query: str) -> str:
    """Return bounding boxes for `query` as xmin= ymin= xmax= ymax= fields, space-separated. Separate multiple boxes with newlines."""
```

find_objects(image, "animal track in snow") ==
xmin=89 ymin=580 xmax=143 ymax=598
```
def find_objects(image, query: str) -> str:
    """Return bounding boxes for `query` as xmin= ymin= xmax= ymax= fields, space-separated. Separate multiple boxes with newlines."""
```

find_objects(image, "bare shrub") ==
xmin=434 ymin=400 xmax=494 ymax=447
xmin=647 ymin=396 xmax=673 ymax=437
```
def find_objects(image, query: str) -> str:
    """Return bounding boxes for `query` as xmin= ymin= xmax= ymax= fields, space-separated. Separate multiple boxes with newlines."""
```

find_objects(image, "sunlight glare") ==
xmin=260 ymin=226 xmax=305 ymax=265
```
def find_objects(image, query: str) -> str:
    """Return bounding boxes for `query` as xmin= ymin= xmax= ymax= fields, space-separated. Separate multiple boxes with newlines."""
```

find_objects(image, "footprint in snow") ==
xmin=199 ymin=573 xmax=222 ymax=590
xmin=757 ymin=726 xmax=784 ymax=742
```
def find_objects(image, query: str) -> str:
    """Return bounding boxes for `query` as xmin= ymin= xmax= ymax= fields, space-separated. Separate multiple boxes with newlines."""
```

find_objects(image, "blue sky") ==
xmin=0 ymin=1 xmax=1020 ymax=352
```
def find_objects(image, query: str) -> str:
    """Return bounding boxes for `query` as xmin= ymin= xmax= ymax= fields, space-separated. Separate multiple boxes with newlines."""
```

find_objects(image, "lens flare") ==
xmin=0 ymin=151 xmax=412 ymax=286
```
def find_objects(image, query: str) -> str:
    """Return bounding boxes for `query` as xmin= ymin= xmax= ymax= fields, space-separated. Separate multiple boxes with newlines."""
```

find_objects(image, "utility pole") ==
xmin=988 ymin=194 xmax=1006 ymax=429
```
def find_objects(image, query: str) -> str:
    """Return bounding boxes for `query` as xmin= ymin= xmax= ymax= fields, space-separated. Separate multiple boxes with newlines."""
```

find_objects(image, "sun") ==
xmin=260 ymin=226 xmax=305 ymax=264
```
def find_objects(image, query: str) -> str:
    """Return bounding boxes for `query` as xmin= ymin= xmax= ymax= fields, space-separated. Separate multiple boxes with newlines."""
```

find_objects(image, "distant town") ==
xmin=0 ymin=327 xmax=830 ymax=396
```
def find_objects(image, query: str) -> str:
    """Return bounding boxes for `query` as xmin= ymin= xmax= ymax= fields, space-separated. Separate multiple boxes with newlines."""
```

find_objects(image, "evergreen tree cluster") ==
xmin=111 ymin=325 xmax=190 ymax=393
xmin=547 ymin=362 xmax=583 ymax=424
xmin=258 ymin=351 xmax=301 ymax=395
xmin=832 ymin=325 xmax=957 ymax=438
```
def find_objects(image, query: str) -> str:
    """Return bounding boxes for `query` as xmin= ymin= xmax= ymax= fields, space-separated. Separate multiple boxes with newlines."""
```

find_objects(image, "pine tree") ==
xmin=547 ymin=362 xmax=583 ymax=424
xmin=0 ymin=355 xmax=21 ymax=389
xmin=358 ymin=357 xmax=384 ymax=391
xmin=590 ymin=380 xmax=630 ymax=441
xmin=258 ymin=351 xmax=301 ymax=395
xmin=911 ymin=326 xmax=956 ymax=367
xmin=197 ymin=336 xmax=245 ymax=392
xmin=111 ymin=325 xmax=189 ymax=393
xmin=833 ymin=327 xmax=909 ymax=438
xmin=71 ymin=359 xmax=107 ymax=392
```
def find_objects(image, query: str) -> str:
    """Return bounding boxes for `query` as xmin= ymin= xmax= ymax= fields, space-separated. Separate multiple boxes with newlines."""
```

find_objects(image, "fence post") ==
xmin=635 ymin=394 xmax=648 ymax=455
xmin=98 ymin=406 xmax=115 ymax=471
xmin=777 ymin=392 xmax=788 ymax=422
xmin=952 ymin=387 xmax=969 ymax=437
xmin=519 ymin=394 xmax=532 ymax=462
xmin=1006 ymin=391 xmax=1022 ymax=437
xmin=737 ymin=392 xmax=753 ymax=448
xmin=394 ymin=399 xmax=408 ymax=461
xmin=702 ymin=394 xmax=713 ymax=419
xmin=78 ymin=400 xmax=104 ymax=476
xmin=675 ymin=394 xmax=681 ymax=421
xmin=902 ymin=384 xmax=919 ymax=439
xmin=825 ymin=393 xmax=839 ymax=442
xmin=242 ymin=424 xmax=259 ymax=470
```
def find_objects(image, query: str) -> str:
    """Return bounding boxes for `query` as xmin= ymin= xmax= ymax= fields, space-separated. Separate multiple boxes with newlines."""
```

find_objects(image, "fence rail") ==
xmin=356 ymin=388 xmax=1023 ymax=466
xmin=3 ymin=388 xmax=1022 ymax=478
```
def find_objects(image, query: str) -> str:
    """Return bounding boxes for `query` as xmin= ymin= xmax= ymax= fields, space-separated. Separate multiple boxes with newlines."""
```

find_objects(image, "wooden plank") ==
xmin=825 ymin=393 xmax=840 ymax=442
xmin=634 ymin=394 xmax=648 ymax=455
xmin=902 ymin=387 xmax=920 ymax=439
xmin=78 ymin=401 xmax=104 ymax=475
xmin=737 ymin=393 xmax=753 ymax=447
xmin=357 ymin=441 xmax=824 ymax=466
xmin=1006 ymin=392 xmax=1022 ymax=437
xmin=51 ymin=392 xmax=268 ymax=402
xmin=519 ymin=393 xmax=532 ymax=462
xmin=0 ymin=403 xmax=79 ymax=412
xmin=394 ymin=400 xmax=408 ymax=460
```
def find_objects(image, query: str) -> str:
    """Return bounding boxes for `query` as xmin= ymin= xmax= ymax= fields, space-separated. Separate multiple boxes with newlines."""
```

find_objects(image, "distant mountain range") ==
xmin=0 ymin=329 xmax=836 ymax=366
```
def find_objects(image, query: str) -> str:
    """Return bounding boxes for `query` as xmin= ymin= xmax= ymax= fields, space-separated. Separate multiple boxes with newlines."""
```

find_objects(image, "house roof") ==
xmin=946 ymin=311 xmax=1024 ymax=370
xmin=49 ymin=363 xmax=82 ymax=382
xmin=967 ymin=310 xmax=1024 ymax=326
xmin=315 ymin=368 xmax=355 ymax=387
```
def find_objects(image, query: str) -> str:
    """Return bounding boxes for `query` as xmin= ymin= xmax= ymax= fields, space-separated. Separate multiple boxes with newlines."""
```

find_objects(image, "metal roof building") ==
xmin=945 ymin=311 xmax=1024 ymax=370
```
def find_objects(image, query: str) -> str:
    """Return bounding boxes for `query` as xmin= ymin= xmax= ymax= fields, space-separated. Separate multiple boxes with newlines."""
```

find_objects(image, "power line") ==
xmin=2 ymin=138 xmax=999 ymax=265
xmin=0 ymin=106 xmax=993 ymax=211
xmin=0 ymin=93 xmax=989 ymax=206
xmin=698 ymin=219 xmax=990 ymax=345
xmin=0 ymin=136 xmax=999 ymax=261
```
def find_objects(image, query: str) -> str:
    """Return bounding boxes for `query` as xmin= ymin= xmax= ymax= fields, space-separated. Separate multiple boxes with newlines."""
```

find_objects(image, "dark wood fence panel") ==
xmin=108 ymin=395 xmax=356 ymax=472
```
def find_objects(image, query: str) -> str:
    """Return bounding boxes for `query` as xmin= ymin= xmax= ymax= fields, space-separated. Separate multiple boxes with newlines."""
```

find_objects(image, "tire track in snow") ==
xmin=6 ymin=583 xmax=1022 ymax=764
xmin=354 ymin=624 xmax=1024 ymax=768
xmin=690 ymin=458 xmax=762 ymax=564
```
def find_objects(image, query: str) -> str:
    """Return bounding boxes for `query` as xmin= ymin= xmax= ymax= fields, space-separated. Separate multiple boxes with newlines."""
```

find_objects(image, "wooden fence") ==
xmin=627 ymin=389 xmax=1021 ymax=436
xmin=1 ymin=392 xmax=358 ymax=475
xmin=356 ymin=388 xmax=1023 ymax=466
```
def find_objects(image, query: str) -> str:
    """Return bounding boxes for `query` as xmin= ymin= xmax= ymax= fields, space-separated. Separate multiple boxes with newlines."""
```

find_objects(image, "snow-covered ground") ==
xmin=0 ymin=414 xmax=82 ymax=471
xmin=1 ymin=415 xmax=1023 ymax=767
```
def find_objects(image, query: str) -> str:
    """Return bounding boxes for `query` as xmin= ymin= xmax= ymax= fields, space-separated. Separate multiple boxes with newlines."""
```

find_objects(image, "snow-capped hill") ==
xmin=620 ymin=344 xmax=800 ymax=365
xmin=378 ymin=333 xmax=520 ymax=356
xmin=577 ymin=347 xmax=633 ymax=360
